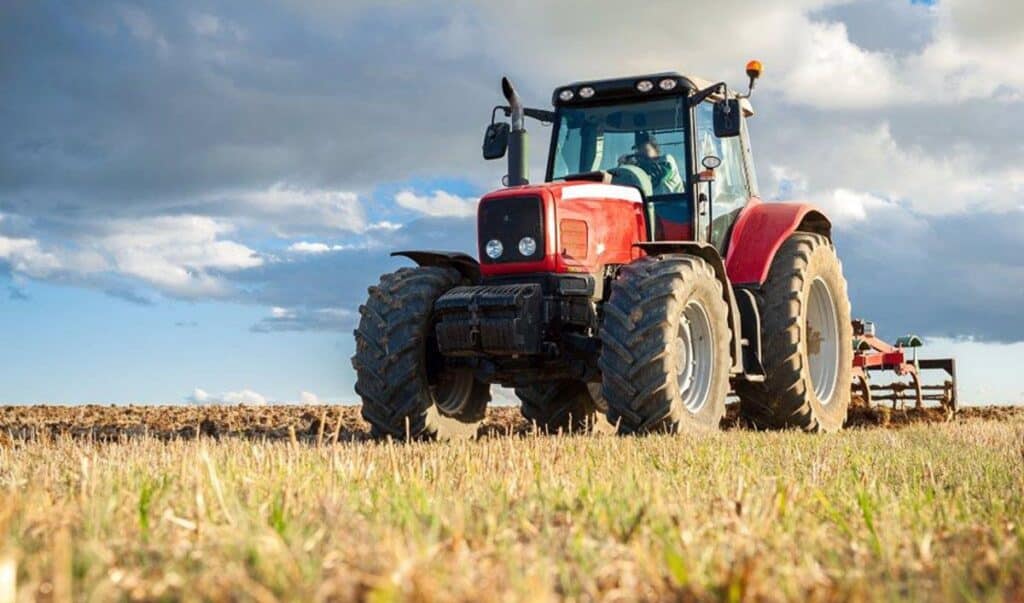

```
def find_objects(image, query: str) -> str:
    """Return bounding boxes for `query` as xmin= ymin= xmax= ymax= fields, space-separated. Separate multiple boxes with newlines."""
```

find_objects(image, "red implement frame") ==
xmin=851 ymin=319 xmax=957 ymax=413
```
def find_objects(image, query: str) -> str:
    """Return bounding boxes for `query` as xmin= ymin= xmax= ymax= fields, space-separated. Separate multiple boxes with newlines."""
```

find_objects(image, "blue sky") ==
xmin=1 ymin=0 xmax=1023 ymax=405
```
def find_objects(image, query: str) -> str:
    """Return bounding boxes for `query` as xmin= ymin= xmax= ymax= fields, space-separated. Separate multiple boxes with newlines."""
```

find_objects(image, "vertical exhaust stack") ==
xmin=501 ymin=77 xmax=528 ymax=186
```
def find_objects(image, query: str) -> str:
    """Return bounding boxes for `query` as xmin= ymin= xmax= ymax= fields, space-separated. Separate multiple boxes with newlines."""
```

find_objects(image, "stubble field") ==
xmin=1 ymin=404 xmax=1023 ymax=601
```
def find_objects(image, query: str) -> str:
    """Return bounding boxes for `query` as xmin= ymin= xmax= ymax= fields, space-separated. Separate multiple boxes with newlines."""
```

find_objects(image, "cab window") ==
xmin=695 ymin=101 xmax=751 ymax=250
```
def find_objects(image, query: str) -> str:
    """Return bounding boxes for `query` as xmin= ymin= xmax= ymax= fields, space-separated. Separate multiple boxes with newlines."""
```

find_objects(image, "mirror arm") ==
xmin=688 ymin=82 xmax=728 ymax=107
xmin=494 ymin=105 xmax=555 ymax=124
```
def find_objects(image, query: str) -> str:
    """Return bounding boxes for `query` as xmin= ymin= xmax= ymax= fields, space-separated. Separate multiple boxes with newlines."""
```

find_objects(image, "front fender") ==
xmin=391 ymin=250 xmax=481 ymax=283
xmin=724 ymin=199 xmax=831 ymax=285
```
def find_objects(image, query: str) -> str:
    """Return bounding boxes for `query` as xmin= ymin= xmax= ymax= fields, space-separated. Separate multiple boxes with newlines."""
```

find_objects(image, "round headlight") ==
xmin=518 ymin=236 xmax=537 ymax=257
xmin=485 ymin=239 xmax=503 ymax=259
xmin=578 ymin=86 xmax=595 ymax=99
xmin=635 ymin=80 xmax=654 ymax=92
xmin=558 ymin=89 xmax=575 ymax=101
xmin=658 ymin=78 xmax=678 ymax=91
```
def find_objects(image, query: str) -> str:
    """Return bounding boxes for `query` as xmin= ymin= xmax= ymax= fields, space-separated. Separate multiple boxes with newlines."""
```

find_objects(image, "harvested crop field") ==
xmin=3 ymin=403 xmax=1021 ymax=443
xmin=1 ymin=404 xmax=1023 ymax=601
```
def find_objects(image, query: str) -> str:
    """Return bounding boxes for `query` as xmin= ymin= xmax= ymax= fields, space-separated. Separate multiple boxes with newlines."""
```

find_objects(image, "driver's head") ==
xmin=635 ymin=131 xmax=661 ymax=158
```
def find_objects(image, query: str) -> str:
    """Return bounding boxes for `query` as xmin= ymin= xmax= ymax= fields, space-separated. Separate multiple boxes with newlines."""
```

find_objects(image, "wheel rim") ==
xmin=676 ymin=300 xmax=714 ymax=413
xmin=806 ymin=277 xmax=839 ymax=404
xmin=432 ymin=370 xmax=475 ymax=416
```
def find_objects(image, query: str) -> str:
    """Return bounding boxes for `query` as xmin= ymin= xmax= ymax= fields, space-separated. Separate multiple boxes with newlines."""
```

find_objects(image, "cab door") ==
xmin=694 ymin=101 xmax=757 ymax=252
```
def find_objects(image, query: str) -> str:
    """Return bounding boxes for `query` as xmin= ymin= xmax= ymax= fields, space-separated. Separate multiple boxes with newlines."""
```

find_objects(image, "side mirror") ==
xmin=713 ymin=99 xmax=742 ymax=138
xmin=482 ymin=122 xmax=509 ymax=160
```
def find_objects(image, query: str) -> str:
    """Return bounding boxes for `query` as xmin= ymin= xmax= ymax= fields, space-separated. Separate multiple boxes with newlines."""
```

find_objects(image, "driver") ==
xmin=618 ymin=132 xmax=683 ymax=195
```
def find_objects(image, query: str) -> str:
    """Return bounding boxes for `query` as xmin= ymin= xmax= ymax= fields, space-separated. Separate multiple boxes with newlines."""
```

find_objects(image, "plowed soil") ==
xmin=2 ymin=403 xmax=1021 ymax=443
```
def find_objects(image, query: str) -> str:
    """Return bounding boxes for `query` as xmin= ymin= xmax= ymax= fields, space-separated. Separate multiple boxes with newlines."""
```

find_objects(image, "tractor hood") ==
xmin=477 ymin=181 xmax=647 ymax=278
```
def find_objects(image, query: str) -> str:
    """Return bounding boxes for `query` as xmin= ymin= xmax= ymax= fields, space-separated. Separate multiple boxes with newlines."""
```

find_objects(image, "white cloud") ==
xmin=766 ymin=122 xmax=1024 ymax=215
xmin=783 ymin=21 xmax=905 ymax=109
xmin=187 ymin=387 xmax=268 ymax=405
xmin=819 ymin=189 xmax=891 ymax=225
xmin=287 ymin=241 xmax=333 ymax=254
xmin=97 ymin=216 xmax=262 ymax=295
xmin=235 ymin=184 xmax=367 ymax=235
xmin=395 ymin=190 xmax=477 ymax=217
xmin=286 ymin=240 xmax=381 ymax=254
xmin=186 ymin=388 xmax=334 ymax=405
xmin=0 ymin=236 xmax=64 ymax=278
xmin=0 ymin=215 xmax=261 ymax=298
xmin=907 ymin=0 xmax=1024 ymax=102
xmin=251 ymin=306 xmax=356 ymax=333
xmin=367 ymin=221 xmax=402 ymax=232
xmin=467 ymin=1 xmax=1023 ymax=110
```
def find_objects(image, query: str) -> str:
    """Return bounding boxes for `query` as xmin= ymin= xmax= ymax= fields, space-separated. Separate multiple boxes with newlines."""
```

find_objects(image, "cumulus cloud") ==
xmin=250 ymin=306 xmax=357 ymax=333
xmin=395 ymin=190 xmax=478 ymax=217
xmin=97 ymin=216 xmax=262 ymax=295
xmin=229 ymin=184 xmax=368 ymax=236
xmin=0 ymin=215 xmax=261 ymax=298
xmin=299 ymin=391 xmax=322 ymax=405
xmin=782 ymin=21 xmax=906 ymax=108
xmin=0 ymin=236 xmax=66 ymax=278
xmin=187 ymin=387 xmax=268 ymax=405
xmin=763 ymin=121 xmax=1024 ymax=216
xmin=287 ymin=242 xmax=337 ymax=254
xmin=186 ymin=388 xmax=332 ymax=405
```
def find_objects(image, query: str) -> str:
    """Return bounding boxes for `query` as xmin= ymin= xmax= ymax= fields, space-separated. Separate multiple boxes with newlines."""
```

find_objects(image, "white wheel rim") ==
xmin=806 ymin=277 xmax=839 ymax=404
xmin=676 ymin=300 xmax=714 ymax=413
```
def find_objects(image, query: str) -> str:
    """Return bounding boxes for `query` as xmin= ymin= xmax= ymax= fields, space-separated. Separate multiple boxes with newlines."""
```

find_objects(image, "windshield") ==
xmin=548 ymin=96 xmax=688 ymax=198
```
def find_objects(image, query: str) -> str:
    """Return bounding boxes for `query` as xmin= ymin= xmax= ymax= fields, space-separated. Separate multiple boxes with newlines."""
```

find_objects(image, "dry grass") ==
xmin=1 ymin=414 xmax=1023 ymax=601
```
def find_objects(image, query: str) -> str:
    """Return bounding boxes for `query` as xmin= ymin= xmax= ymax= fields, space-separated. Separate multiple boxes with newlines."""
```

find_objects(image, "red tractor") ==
xmin=353 ymin=62 xmax=854 ymax=438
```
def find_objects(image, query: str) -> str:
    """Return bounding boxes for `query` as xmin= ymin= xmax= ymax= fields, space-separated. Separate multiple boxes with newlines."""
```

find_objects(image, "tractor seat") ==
xmin=651 ymin=195 xmax=693 ymax=241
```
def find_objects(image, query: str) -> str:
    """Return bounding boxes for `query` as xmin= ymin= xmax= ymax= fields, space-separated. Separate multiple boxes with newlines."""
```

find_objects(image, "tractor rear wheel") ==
xmin=599 ymin=255 xmax=731 ymax=434
xmin=515 ymin=381 xmax=605 ymax=434
xmin=736 ymin=233 xmax=852 ymax=432
xmin=353 ymin=266 xmax=490 ymax=440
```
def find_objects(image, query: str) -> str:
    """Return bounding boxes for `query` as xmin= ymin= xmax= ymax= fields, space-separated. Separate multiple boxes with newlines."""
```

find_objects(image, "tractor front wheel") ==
xmin=736 ymin=233 xmax=852 ymax=432
xmin=353 ymin=266 xmax=490 ymax=440
xmin=599 ymin=255 xmax=731 ymax=434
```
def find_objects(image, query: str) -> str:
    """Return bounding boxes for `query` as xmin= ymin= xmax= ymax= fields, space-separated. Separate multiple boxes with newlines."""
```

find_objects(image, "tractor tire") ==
xmin=352 ymin=266 xmax=491 ymax=440
xmin=735 ymin=233 xmax=852 ymax=432
xmin=598 ymin=255 xmax=731 ymax=434
xmin=515 ymin=381 xmax=605 ymax=434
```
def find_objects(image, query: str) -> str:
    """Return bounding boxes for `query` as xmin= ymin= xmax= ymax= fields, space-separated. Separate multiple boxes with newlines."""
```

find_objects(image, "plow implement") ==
xmin=851 ymin=319 xmax=958 ymax=413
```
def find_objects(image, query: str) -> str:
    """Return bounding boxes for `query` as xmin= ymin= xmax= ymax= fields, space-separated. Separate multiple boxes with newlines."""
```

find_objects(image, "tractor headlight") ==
xmin=518 ymin=236 xmax=537 ymax=257
xmin=578 ymin=86 xmax=595 ymax=99
xmin=658 ymin=78 xmax=678 ymax=91
xmin=558 ymin=89 xmax=575 ymax=102
xmin=635 ymin=80 xmax=654 ymax=92
xmin=485 ymin=239 xmax=504 ymax=259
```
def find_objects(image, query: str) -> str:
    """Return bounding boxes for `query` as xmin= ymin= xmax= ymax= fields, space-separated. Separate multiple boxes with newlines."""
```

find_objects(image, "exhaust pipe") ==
xmin=501 ymin=77 xmax=528 ymax=186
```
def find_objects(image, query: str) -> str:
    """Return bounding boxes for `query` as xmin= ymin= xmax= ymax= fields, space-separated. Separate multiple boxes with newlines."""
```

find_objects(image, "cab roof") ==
xmin=552 ymin=71 xmax=754 ymax=117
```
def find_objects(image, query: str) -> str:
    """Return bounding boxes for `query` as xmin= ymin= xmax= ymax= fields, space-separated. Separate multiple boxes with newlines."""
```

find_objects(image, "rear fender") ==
xmin=391 ymin=251 xmax=481 ymax=283
xmin=633 ymin=242 xmax=743 ymax=374
xmin=724 ymin=200 xmax=831 ymax=285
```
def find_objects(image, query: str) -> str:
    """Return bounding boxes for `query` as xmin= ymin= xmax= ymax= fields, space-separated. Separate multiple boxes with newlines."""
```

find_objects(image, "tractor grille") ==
xmin=478 ymin=196 xmax=544 ymax=264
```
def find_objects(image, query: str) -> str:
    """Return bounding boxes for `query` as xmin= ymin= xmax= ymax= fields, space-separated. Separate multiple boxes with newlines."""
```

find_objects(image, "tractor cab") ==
xmin=485 ymin=69 xmax=762 ymax=255
xmin=547 ymin=72 xmax=758 ymax=252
